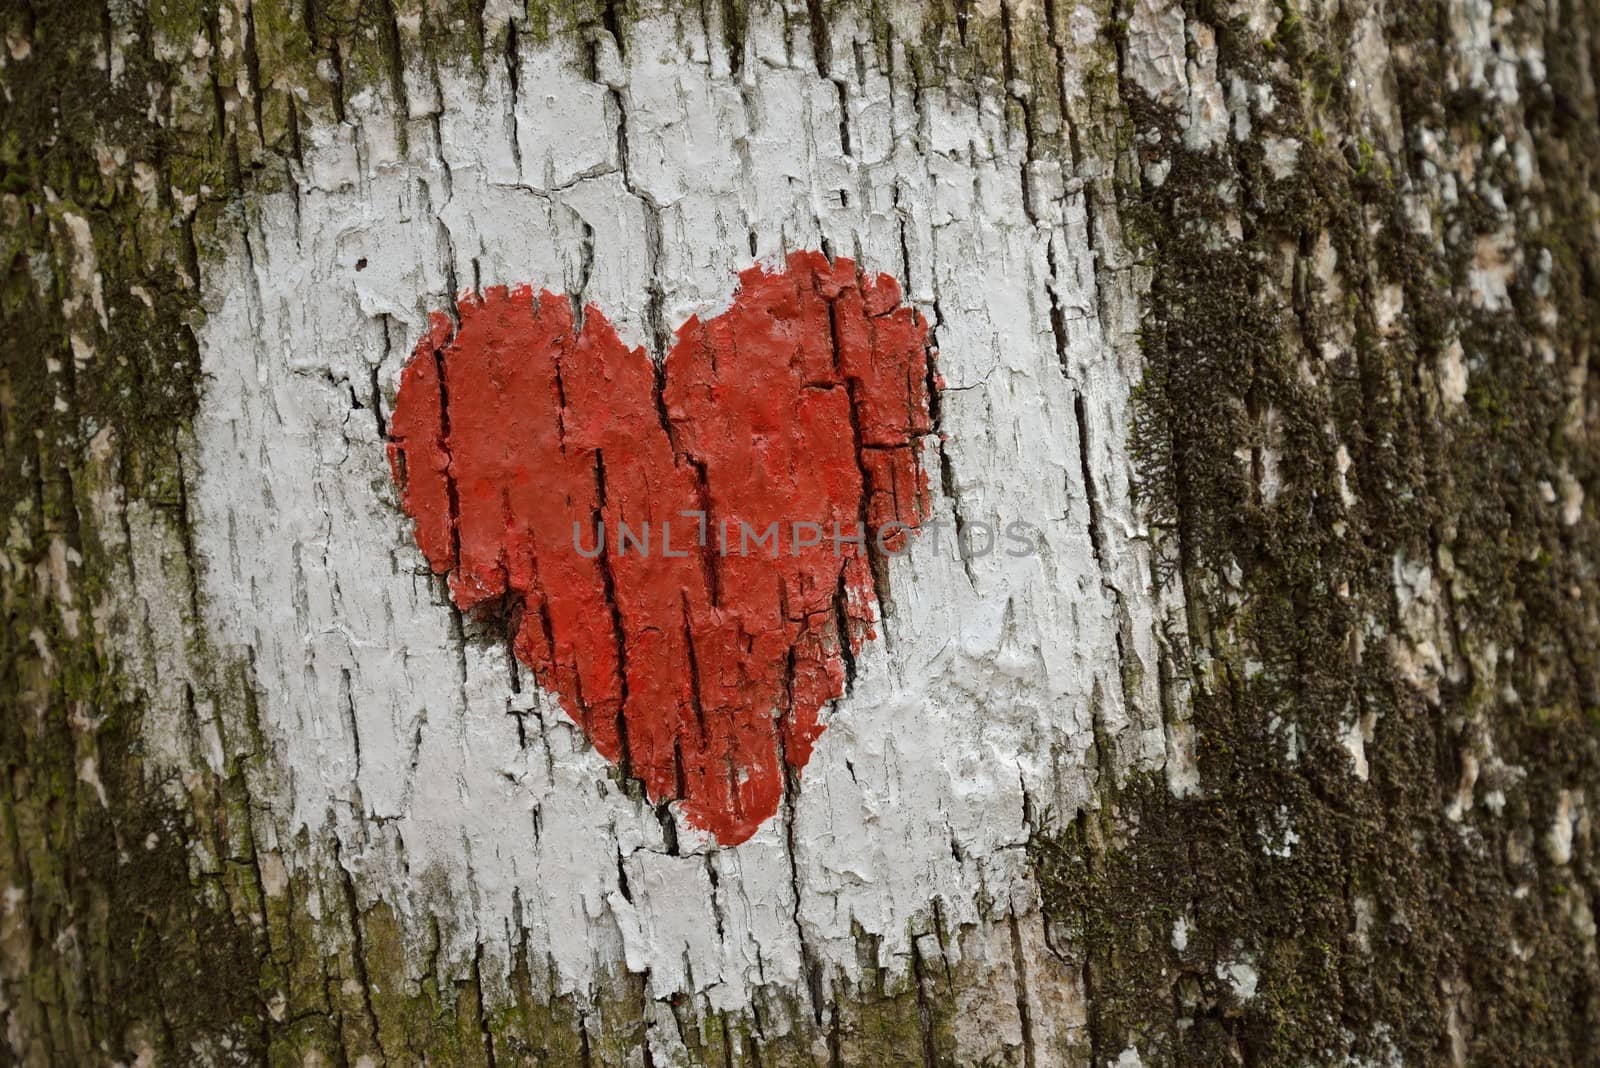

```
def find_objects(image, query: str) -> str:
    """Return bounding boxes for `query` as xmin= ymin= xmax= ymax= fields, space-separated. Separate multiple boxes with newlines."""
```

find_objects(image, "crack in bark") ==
xmin=375 ymin=0 xmax=410 ymax=153
xmin=1008 ymin=907 xmax=1039 ymax=1068
xmin=504 ymin=18 xmax=523 ymax=181
xmin=1073 ymin=392 xmax=1107 ymax=568
xmin=332 ymin=840 xmax=388 ymax=1063
xmin=590 ymin=450 xmax=637 ymax=786
xmin=776 ymin=729 xmax=826 ymax=1029
xmin=908 ymin=935 xmax=941 ymax=1068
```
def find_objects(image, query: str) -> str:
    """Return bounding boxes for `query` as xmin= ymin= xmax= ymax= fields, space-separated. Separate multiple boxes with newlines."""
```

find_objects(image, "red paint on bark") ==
xmin=388 ymin=251 xmax=933 ymax=845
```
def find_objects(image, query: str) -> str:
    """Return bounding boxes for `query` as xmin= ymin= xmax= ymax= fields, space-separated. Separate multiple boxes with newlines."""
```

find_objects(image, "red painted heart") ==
xmin=387 ymin=251 xmax=934 ymax=845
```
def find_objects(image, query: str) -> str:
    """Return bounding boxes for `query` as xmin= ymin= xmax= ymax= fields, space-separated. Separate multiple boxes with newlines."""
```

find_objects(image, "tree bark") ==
xmin=4 ymin=0 xmax=1600 ymax=1065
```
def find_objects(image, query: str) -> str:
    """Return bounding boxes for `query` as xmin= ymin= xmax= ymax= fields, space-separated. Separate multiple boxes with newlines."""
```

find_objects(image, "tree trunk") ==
xmin=4 ymin=0 xmax=1600 ymax=1064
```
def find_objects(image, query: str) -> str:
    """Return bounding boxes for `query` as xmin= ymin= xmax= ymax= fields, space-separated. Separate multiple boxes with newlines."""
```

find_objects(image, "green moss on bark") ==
xmin=1030 ymin=0 xmax=1600 ymax=1064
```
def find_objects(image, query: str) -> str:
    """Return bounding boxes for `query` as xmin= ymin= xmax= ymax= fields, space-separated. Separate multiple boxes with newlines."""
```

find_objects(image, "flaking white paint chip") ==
xmin=1262 ymin=136 xmax=1300 ymax=179
xmin=1126 ymin=0 xmax=1188 ymax=105
xmin=1546 ymin=789 xmax=1579 ymax=866
xmin=1218 ymin=960 xmax=1259 ymax=1002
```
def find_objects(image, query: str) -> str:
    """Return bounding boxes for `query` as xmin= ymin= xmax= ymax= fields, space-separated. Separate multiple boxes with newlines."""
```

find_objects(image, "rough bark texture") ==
xmin=3 ymin=0 xmax=1600 ymax=1066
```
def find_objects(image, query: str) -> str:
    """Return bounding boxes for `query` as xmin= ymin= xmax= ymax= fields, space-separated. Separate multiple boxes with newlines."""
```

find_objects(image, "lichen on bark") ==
xmin=1030 ymin=0 xmax=1600 ymax=1064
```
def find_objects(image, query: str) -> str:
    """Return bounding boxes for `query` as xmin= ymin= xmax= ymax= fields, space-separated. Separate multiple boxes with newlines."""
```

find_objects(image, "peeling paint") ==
xmin=175 ymin=3 xmax=1180 ymax=1035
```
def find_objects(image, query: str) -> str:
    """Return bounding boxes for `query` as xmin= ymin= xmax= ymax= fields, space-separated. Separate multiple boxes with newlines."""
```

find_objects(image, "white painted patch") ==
xmin=1262 ymin=136 xmax=1300 ymax=180
xmin=1341 ymin=710 xmax=1376 ymax=782
xmin=1351 ymin=896 xmax=1373 ymax=954
xmin=1259 ymin=805 xmax=1300 ymax=858
xmin=1439 ymin=338 xmax=1469 ymax=407
xmin=1182 ymin=24 xmax=1228 ymax=152
xmin=1125 ymin=5 xmax=1229 ymax=156
xmin=1217 ymin=959 xmax=1259 ymax=1002
xmin=1125 ymin=0 xmax=1187 ymax=105
xmin=1348 ymin=9 xmax=1402 ymax=156
xmin=1164 ymin=717 xmax=1202 ymax=798
xmin=1546 ymin=789 xmax=1578 ymax=866
xmin=163 ymin=1 xmax=1182 ymax=1027
xmin=1446 ymin=750 xmax=1480 ymax=823
xmin=1560 ymin=469 xmax=1585 ymax=526
xmin=1335 ymin=443 xmax=1357 ymax=509
xmin=1225 ymin=0 xmax=1277 ymax=42
xmin=1468 ymin=232 xmax=1516 ymax=311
